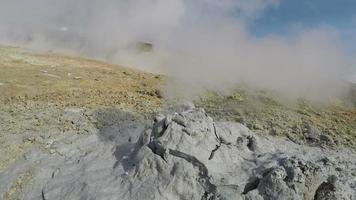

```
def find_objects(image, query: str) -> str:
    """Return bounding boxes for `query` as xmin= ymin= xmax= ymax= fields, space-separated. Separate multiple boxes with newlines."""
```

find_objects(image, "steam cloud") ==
xmin=0 ymin=0 xmax=354 ymax=101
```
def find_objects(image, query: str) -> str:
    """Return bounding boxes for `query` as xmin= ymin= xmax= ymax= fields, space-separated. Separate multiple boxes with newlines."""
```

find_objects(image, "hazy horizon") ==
xmin=0 ymin=0 xmax=355 ymax=101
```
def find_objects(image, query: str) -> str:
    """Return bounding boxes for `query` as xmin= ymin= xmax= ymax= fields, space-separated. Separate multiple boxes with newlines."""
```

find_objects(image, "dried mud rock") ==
xmin=1 ymin=106 xmax=356 ymax=200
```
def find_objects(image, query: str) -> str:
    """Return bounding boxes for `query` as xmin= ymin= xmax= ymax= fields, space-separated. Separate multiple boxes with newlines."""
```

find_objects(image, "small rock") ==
xmin=23 ymin=136 xmax=36 ymax=143
xmin=235 ymin=137 xmax=244 ymax=147
xmin=253 ymin=123 xmax=263 ymax=130
xmin=122 ymin=156 xmax=128 ymax=160
xmin=351 ymin=171 xmax=356 ymax=176
xmin=45 ymin=139 xmax=54 ymax=148
xmin=154 ymin=114 xmax=165 ymax=123
xmin=335 ymin=167 xmax=343 ymax=172
xmin=270 ymin=127 xmax=283 ymax=135
xmin=320 ymin=157 xmax=333 ymax=166
xmin=234 ymin=116 xmax=245 ymax=124
xmin=36 ymin=136 xmax=44 ymax=143
xmin=154 ymin=89 xmax=163 ymax=98
xmin=247 ymin=135 xmax=257 ymax=151
xmin=180 ymin=102 xmax=195 ymax=110
xmin=304 ymin=123 xmax=321 ymax=143
xmin=319 ymin=134 xmax=334 ymax=145
xmin=286 ymin=133 xmax=301 ymax=144
xmin=314 ymin=175 xmax=338 ymax=200
xmin=257 ymin=167 xmax=290 ymax=199
xmin=43 ymin=73 xmax=61 ymax=78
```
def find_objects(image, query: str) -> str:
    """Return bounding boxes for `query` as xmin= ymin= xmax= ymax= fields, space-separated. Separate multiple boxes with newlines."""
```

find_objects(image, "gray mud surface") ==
xmin=1 ymin=104 xmax=355 ymax=200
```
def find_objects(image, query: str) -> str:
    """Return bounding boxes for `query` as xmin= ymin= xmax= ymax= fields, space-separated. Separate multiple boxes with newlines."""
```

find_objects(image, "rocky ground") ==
xmin=0 ymin=46 xmax=162 ymax=173
xmin=0 ymin=46 xmax=356 ymax=200
xmin=197 ymin=88 xmax=356 ymax=149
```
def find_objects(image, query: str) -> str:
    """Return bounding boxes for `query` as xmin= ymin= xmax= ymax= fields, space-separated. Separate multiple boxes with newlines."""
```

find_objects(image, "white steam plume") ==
xmin=0 ymin=0 xmax=354 ymax=101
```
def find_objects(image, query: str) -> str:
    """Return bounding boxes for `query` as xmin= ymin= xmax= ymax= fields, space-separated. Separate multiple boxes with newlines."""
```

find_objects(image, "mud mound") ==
xmin=1 ymin=105 xmax=355 ymax=200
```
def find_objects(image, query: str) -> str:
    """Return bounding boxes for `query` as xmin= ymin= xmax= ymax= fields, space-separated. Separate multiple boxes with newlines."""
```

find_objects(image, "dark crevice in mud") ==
xmin=168 ymin=149 xmax=220 ymax=199
xmin=170 ymin=163 xmax=178 ymax=176
xmin=148 ymin=141 xmax=168 ymax=162
xmin=209 ymin=144 xmax=220 ymax=160
xmin=182 ymin=128 xmax=193 ymax=136
xmin=242 ymin=177 xmax=260 ymax=194
xmin=209 ymin=123 xmax=231 ymax=160
xmin=209 ymin=123 xmax=222 ymax=160
xmin=152 ymin=120 xmax=169 ymax=138
xmin=212 ymin=123 xmax=219 ymax=142
xmin=41 ymin=189 xmax=46 ymax=200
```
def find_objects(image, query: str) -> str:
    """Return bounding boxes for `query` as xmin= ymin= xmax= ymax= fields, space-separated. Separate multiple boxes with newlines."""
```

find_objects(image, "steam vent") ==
xmin=1 ymin=1 xmax=356 ymax=200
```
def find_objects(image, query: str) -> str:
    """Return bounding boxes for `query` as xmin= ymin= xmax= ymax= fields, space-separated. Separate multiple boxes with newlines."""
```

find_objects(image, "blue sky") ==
xmin=250 ymin=0 xmax=356 ymax=52
xmin=251 ymin=0 xmax=356 ymax=35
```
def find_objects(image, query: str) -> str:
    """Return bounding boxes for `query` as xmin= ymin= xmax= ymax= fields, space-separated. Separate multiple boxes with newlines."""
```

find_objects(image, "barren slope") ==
xmin=0 ymin=45 xmax=162 ymax=172
xmin=0 ymin=46 xmax=162 ymax=110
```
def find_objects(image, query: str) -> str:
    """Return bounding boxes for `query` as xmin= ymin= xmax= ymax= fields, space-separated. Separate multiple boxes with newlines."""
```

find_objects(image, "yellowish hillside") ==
xmin=0 ymin=46 xmax=162 ymax=112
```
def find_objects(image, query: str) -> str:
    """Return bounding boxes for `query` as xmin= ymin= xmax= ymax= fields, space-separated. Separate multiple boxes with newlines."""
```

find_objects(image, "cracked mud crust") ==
xmin=1 ymin=105 xmax=353 ymax=200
